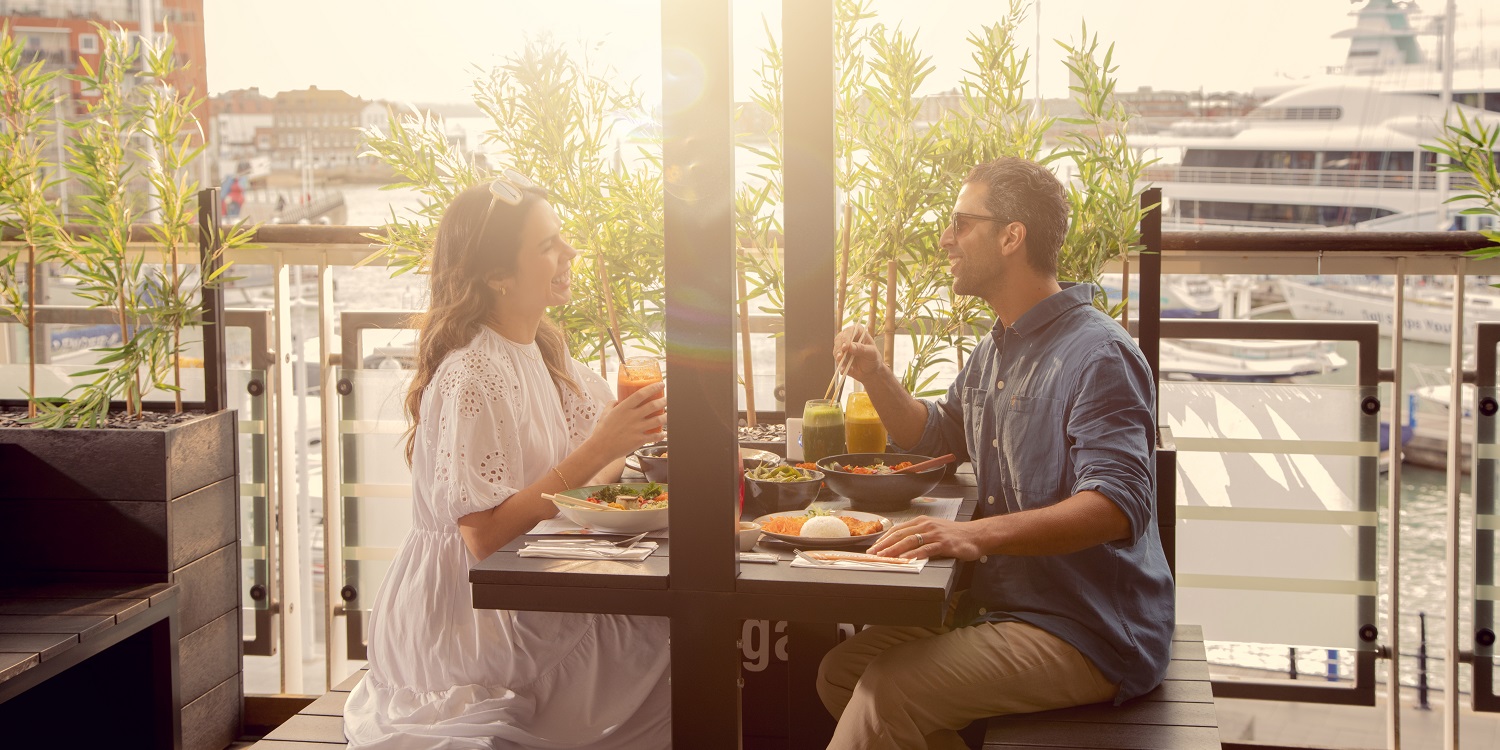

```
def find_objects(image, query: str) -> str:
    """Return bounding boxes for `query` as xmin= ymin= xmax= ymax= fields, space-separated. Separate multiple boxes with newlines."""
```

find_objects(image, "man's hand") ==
xmin=868 ymin=516 xmax=987 ymax=561
xmin=833 ymin=324 xmax=885 ymax=384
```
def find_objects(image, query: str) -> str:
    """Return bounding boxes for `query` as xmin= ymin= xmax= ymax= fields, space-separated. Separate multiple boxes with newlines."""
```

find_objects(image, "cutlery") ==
xmin=527 ymin=532 xmax=650 ymax=548
xmin=541 ymin=492 xmax=620 ymax=511
xmin=793 ymin=549 xmax=836 ymax=567
xmin=894 ymin=453 xmax=957 ymax=474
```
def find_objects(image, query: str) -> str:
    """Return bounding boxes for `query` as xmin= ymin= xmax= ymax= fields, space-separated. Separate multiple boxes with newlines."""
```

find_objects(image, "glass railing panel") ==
xmin=1164 ymin=381 xmax=1378 ymax=650
xmin=337 ymin=367 xmax=415 ymax=656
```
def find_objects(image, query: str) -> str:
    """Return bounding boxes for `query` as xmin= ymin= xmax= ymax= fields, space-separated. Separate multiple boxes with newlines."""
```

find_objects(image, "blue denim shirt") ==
xmin=904 ymin=283 xmax=1175 ymax=703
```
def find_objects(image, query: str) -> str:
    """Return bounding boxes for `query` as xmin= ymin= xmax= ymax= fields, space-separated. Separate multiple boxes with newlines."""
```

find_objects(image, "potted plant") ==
xmin=0 ymin=25 xmax=248 ymax=750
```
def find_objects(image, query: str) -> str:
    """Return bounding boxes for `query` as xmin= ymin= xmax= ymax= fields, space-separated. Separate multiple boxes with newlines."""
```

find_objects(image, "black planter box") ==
xmin=0 ymin=409 xmax=242 ymax=750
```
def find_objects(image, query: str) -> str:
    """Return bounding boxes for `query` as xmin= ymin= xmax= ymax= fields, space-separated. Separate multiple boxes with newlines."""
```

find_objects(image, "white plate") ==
xmin=751 ymin=510 xmax=891 ymax=549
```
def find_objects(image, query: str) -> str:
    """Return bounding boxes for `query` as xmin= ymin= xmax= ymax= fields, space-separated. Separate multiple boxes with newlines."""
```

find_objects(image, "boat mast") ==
xmin=1435 ymin=0 xmax=1457 ymax=230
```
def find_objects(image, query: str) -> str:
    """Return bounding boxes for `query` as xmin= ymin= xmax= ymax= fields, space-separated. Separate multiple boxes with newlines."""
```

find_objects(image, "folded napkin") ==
xmin=517 ymin=539 xmax=659 ymax=561
xmin=790 ymin=551 xmax=928 ymax=574
xmin=738 ymin=552 xmax=779 ymax=564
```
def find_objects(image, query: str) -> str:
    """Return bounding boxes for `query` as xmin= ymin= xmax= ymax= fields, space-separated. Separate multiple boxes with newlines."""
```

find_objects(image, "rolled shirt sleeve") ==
xmin=1067 ymin=340 xmax=1157 ymax=545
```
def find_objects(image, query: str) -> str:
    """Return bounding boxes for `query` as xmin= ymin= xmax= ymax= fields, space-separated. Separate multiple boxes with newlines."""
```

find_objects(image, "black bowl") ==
xmin=627 ymin=443 xmax=782 ymax=484
xmin=815 ymin=453 xmax=943 ymax=512
xmin=742 ymin=466 xmax=825 ymax=518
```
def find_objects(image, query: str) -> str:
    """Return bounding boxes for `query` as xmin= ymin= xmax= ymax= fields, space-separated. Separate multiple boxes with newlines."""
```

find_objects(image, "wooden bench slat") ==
xmin=0 ymin=651 xmax=39 ymax=682
xmin=1163 ymin=658 xmax=1210 ymax=681
xmin=249 ymin=741 xmax=347 ymax=750
xmin=1172 ymin=624 xmax=1202 ymax=641
xmin=0 ymin=632 xmax=78 ymax=661
xmin=0 ymin=613 xmax=114 ymax=640
xmin=263 ymin=713 xmax=348 ymax=743
xmin=990 ymin=699 xmax=1219 ymax=728
xmin=1138 ymin=679 xmax=1215 ymax=704
xmin=1171 ymin=639 xmax=1207 ymax=661
xmin=0 ymin=597 xmax=149 ymax=622
xmin=332 ymin=668 xmax=367 ymax=693
xmin=0 ymin=583 xmax=173 ymax=602
xmin=984 ymin=719 xmax=1221 ymax=749
xmin=303 ymin=690 xmax=350 ymax=717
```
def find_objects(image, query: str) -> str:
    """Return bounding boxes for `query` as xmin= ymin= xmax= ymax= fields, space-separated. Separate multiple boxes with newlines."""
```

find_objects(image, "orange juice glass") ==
xmin=618 ymin=356 xmax=665 ymax=432
xmin=845 ymin=391 xmax=887 ymax=453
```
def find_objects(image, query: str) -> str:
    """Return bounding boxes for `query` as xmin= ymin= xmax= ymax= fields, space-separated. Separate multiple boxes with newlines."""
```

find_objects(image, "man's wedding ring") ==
xmin=914 ymin=533 xmax=925 ymax=545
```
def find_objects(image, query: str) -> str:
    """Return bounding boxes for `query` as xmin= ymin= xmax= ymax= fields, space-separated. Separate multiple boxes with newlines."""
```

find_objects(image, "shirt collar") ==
xmin=992 ymin=282 xmax=1096 ymax=340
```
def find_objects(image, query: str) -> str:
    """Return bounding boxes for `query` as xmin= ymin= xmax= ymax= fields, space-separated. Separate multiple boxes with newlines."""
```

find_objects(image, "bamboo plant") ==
xmin=358 ymin=1 xmax=1156 ymax=408
xmin=0 ymin=23 xmax=68 ymax=418
xmin=9 ymin=23 xmax=242 ymax=427
xmin=1424 ymin=107 xmax=1500 ymax=255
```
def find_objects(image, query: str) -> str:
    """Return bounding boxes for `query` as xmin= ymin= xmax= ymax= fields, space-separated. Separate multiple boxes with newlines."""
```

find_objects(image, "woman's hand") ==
xmin=587 ymin=381 xmax=667 ymax=458
xmin=868 ymin=517 xmax=986 ymax=561
xmin=832 ymin=324 xmax=884 ymax=384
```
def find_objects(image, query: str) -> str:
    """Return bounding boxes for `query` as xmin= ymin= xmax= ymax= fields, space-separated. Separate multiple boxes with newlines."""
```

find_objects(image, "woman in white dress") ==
xmin=343 ymin=171 xmax=672 ymax=749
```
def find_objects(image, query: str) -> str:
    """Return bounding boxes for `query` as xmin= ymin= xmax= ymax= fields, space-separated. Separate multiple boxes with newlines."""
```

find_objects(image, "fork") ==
xmin=793 ymin=549 xmax=835 ymax=566
xmin=526 ymin=532 xmax=649 ymax=549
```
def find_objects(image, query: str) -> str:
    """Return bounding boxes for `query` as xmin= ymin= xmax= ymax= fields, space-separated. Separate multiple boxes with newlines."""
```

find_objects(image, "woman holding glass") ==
xmin=343 ymin=171 xmax=671 ymax=749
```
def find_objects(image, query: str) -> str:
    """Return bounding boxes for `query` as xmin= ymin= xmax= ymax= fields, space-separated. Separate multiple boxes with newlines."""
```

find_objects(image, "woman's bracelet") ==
xmin=551 ymin=466 xmax=572 ymax=490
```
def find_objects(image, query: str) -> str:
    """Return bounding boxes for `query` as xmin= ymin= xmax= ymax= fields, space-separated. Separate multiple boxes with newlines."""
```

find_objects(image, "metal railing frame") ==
xmin=6 ymin=222 xmax=1500 ymax=742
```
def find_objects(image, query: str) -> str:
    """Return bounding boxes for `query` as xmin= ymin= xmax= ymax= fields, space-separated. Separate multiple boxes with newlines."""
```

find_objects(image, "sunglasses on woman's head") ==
xmin=474 ymin=168 xmax=545 ymax=248
xmin=488 ymin=168 xmax=542 ymax=206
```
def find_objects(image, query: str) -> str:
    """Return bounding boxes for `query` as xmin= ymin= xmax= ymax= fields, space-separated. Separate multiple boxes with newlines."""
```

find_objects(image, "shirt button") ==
xmin=978 ymin=607 xmax=988 ymax=616
xmin=987 ymin=495 xmax=995 ymax=505
xmin=991 ymin=438 xmax=999 ymax=448
xmin=979 ymin=555 xmax=988 ymax=563
xmin=996 ymin=380 xmax=1005 ymax=390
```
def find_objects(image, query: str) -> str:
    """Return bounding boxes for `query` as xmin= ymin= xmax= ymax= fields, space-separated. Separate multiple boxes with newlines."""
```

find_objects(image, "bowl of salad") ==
xmin=815 ymin=453 xmax=942 ymax=512
xmin=551 ymin=482 xmax=670 ymax=534
xmin=742 ymin=463 xmax=824 ymax=517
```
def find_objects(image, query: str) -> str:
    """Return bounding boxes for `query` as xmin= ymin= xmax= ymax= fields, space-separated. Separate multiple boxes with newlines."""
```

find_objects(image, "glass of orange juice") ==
xmin=845 ymin=391 xmax=887 ymax=454
xmin=618 ymin=356 xmax=665 ymax=433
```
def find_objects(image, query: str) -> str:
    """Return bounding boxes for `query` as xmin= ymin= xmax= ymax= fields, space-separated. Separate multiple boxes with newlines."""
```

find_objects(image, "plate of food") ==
xmin=752 ymin=508 xmax=891 ymax=549
xmin=549 ymin=483 xmax=670 ymax=534
xmin=816 ymin=453 xmax=944 ymax=512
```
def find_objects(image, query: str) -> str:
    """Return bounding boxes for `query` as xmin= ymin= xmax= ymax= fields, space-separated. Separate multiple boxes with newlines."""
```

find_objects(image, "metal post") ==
xmin=272 ymin=256 xmax=305 ymax=692
xmin=662 ymin=1 xmax=740 ymax=745
xmin=1445 ymin=258 xmax=1465 ymax=749
xmin=1139 ymin=188 xmax=1162 ymax=422
xmin=197 ymin=188 xmax=226 ymax=414
xmin=782 ymin=0 xmax=837 ymax=415
xmin=1419 ymin=612 xmax=1431 ymax=710
xmin=1289 ymin=647 xmax=1298 ymax=680
xmin=1389 ymin=257 xmax=1406 ymax=748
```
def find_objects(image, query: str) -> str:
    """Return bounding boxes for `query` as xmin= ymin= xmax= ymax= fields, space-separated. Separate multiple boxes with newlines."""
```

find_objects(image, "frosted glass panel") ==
xmin=1164 ymin=381 xmax=1376 ymax=650
xmin=339 ymin=368 xmax=415 ymax=616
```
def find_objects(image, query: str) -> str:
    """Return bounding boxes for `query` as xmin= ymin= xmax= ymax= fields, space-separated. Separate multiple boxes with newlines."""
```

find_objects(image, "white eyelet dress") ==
xmin=343 ymin=328 xmax=671 ymax=749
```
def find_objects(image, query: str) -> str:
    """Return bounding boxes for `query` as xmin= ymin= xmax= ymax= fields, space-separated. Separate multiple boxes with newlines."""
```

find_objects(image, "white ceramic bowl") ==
xmin=552 ymin=483 xmax=670 ymax=534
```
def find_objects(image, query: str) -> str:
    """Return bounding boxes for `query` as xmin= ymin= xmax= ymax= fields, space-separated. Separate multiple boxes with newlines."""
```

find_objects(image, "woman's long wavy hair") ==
xmin=403 ymin=183 xmax=581 ymax=464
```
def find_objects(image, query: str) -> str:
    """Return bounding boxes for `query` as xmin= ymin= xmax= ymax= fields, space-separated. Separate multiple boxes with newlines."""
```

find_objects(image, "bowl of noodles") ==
xmin=752 ymin=508 xmax=891 ymax=549
xmin=551 ymin=483 xmax=670 ymax=534
xmin=815 ymin=453 xmax=943 ymax=512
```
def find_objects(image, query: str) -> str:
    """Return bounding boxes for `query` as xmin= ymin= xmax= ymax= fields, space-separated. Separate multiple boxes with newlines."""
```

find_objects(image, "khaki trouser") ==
xmin=816 ymin=621 xmax=1118 ymax=750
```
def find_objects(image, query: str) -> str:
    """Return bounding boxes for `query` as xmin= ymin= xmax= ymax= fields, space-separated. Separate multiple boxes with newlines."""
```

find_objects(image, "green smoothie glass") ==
xmin=802 ymin=399 xmax=847 ymax=463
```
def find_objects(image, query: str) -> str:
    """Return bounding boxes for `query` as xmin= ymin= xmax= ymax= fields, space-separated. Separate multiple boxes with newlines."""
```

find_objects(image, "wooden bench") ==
xmin=247 ymin=668 xmax=363 ymax=749
xmin=978 ymin=624 xmax=1221 ymax=749
xmin=0 ymin=582 xmax=182 ymax=749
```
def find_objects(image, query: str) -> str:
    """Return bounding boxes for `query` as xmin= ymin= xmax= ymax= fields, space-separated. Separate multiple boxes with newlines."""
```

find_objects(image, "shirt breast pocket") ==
xmin=1001 ymin=395 xmax=1068 ymax=497
xmin=962 ymin=387 xmax=989 ymax=455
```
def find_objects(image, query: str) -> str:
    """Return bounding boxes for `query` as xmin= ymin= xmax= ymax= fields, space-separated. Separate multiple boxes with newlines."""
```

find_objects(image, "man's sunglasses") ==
xmin=948 ymin=211 xmax=1011 ymax=238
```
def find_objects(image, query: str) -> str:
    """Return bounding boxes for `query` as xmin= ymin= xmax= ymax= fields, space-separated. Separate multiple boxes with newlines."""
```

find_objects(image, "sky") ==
xmin=201 ymin=1 xmax=1493 ymax=104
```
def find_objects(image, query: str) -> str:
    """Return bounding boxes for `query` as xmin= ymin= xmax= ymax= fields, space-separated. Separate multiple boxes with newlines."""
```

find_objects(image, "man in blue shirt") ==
xmin=817 ymin=157 xmax=1175 ymax=749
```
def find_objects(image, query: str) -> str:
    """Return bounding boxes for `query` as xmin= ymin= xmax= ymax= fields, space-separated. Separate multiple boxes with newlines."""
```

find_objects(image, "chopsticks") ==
xmin=823 ymin=354 xmax=853 ymax=401
xmin=541 ymin=492 xmax=619 ymax=512
xmin=895 ymin=453 xmax=957 ymax=474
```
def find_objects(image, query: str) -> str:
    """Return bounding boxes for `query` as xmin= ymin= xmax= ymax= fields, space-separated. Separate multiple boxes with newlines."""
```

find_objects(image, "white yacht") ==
xmin=1137 ymin=0 xmax=1500 ymax=232
xmin=1277 ymin=276 xmax=1500 ymax=345
xmin=1159 ymin=338 xmax=1346 ymax=383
